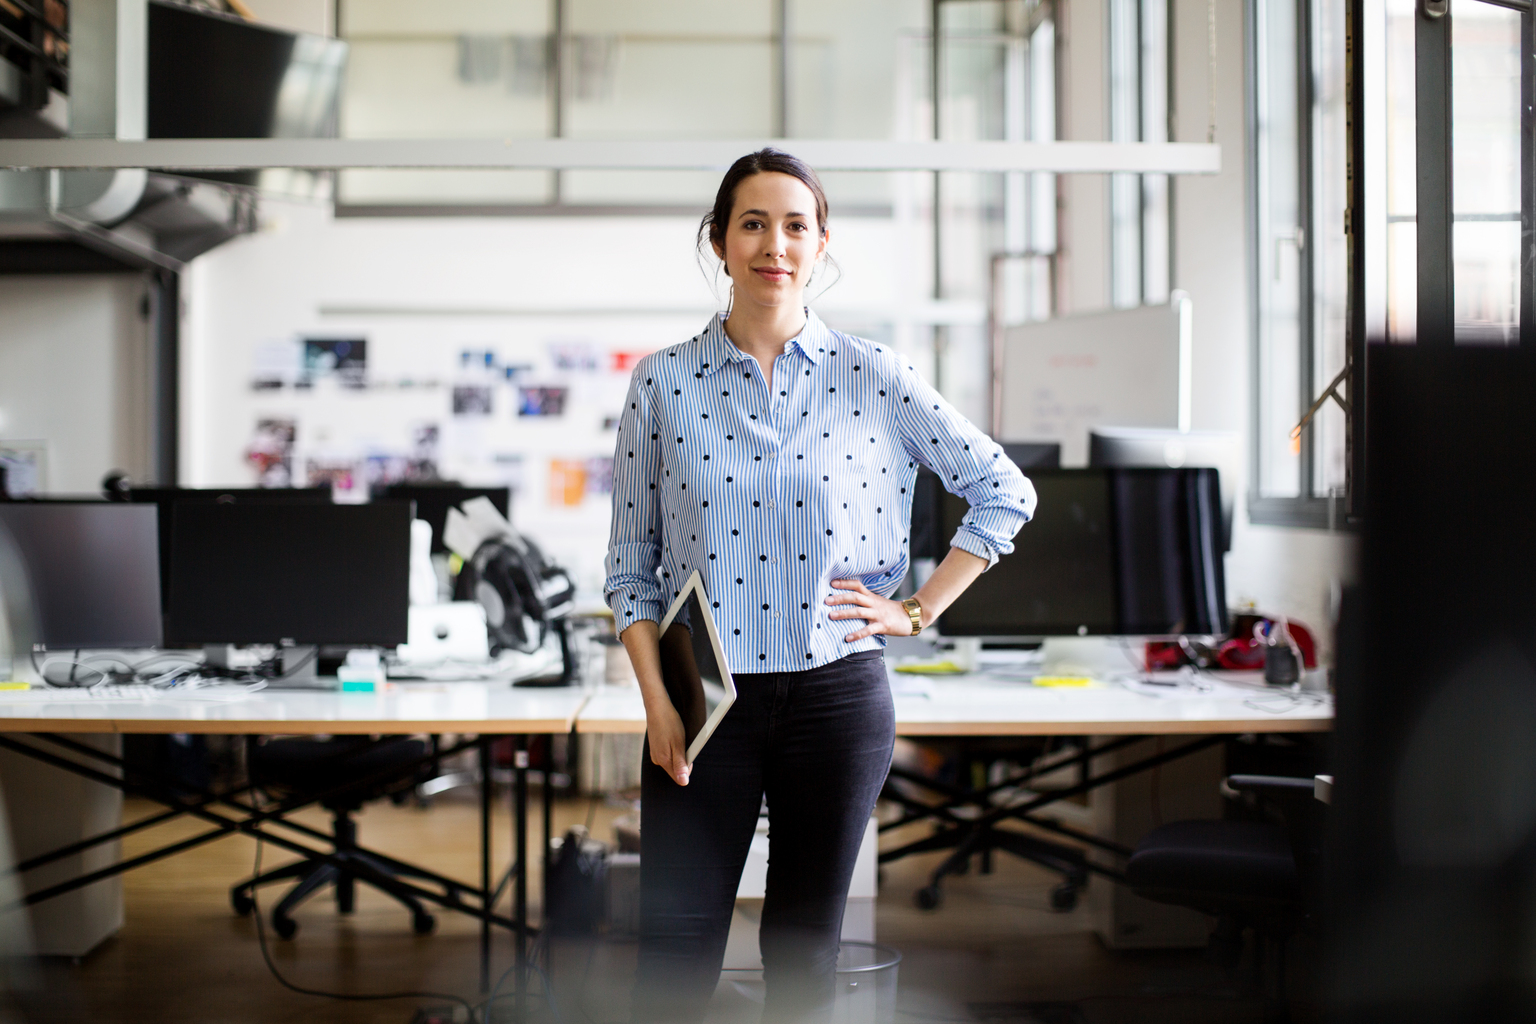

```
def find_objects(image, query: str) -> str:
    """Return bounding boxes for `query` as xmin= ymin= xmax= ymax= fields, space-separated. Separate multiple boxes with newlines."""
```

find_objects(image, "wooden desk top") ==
xmin=0 ymin=682 xmax=589 ymax=735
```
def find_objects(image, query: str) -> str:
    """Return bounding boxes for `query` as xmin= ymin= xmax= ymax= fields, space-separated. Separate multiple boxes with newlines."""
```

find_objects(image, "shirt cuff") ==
xmin=948 ymin=527 xmax=1002 ymax=571
xmin=606 ymin=591 xmax=664 ymax=638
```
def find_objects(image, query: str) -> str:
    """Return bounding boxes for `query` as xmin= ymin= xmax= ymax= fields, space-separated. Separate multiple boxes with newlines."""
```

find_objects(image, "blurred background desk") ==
xmin=576 ymin=668 xmax=1331 ymax=946
xmin=0 ymin=682 xmax=587 ymax=989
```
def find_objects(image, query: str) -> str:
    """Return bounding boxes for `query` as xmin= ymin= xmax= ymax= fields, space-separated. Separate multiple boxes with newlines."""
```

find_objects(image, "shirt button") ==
xmin=768 ymin=501 xmax=775 ymax=509
xmin=767 ymin=451 xmax=776 ymax=458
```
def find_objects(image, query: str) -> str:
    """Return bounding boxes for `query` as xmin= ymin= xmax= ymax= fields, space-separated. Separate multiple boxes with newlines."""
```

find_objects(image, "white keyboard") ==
xmin=0 ymin=685 xmax=221 ymax=702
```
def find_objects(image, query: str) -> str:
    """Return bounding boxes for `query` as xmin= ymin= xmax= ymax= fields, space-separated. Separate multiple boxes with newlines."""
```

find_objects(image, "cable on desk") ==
xmin=245 ymin=790 xmax=479 ymax=1022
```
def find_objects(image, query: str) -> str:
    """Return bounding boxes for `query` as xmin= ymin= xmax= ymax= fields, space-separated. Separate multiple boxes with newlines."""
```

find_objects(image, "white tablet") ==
xmin=656 ymin=570 xmax=738 ymax=765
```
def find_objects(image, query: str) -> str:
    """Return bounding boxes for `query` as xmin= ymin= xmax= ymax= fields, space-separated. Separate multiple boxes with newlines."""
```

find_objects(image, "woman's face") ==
xmin=713 ymin=171 xmax=829 ymax=315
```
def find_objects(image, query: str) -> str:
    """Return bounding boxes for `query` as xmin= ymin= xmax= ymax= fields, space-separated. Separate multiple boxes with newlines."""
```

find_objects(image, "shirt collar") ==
xmin=698 ymin=309 xmax=829 ymax=379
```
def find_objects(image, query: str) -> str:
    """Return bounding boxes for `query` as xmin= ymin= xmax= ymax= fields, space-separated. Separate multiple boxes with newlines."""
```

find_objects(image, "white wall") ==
xmin=182 ymin=201 xmax=910 ymax=595
xmin=0 ymin=275 xmax=153 ymax=494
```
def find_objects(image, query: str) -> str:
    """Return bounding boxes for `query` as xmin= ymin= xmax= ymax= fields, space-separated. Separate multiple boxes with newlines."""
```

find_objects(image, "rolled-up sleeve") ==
xmin=604 ymin=364 xmax=665 ymax=635
xmin=887 ymin=354 xmax=1036 ymax=569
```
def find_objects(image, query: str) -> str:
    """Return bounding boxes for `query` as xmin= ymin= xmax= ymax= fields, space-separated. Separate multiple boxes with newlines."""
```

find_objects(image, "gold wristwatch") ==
xmin=901 ymin=598 xmax=923 ymax=635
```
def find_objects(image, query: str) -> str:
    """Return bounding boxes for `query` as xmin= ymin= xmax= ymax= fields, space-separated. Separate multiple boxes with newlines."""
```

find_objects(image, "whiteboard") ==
xmin=998 ymin=294 xmax=1191 ymax=466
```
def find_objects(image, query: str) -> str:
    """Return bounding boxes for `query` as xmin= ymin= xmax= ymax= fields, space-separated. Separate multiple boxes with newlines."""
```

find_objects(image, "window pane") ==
xmin=336 ymin=0 xmax=553 ymax=207
xmin=1313 ymin=0 xmax=1350 ymax=495
xmin=1450 ymin=0 xmax=1521 ymax=344
xmin=1254 ymin=0 xmax=1303 ymax=497
xmin=1363 ymin=0 xmax=1416 ymax=340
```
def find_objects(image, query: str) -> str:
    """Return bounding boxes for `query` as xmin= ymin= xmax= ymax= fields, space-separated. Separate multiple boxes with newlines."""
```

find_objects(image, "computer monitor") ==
xmin=1088 ymin=428 xmax=1239 ymax=550
xmin=380 ymin=485 xmax=512 ymax=555
xmin=126 ymin=487 xmax=333 ymax=612
xmin=938 ymin=467 xmax=1228 ymax=637
xmin=0 ymin=503 xmax=163 ymax=648
xmin=911 ymin=443 xmax=1061 ymax=561
xmin=164 ymin=503 xmax=410 ymax=647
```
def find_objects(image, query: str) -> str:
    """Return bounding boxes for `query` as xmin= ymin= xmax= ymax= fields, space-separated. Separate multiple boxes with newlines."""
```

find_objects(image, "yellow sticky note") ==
xmin=894 ymin=661 xmax=967 ymax=675
xmin=0 ymin=683 xmax=31 ymax=691
xmin=1033 ymin=675 xmax=1093 ymax=688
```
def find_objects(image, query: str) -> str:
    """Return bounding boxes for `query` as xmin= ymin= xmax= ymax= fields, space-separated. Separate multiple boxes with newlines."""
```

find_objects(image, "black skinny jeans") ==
xmin=632 ymin=649 xmax=896 ymax=1024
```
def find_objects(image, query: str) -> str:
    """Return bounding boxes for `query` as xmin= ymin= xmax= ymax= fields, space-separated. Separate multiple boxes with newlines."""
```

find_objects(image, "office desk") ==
xmin=575 ymin=669 xmax=1333 ymax=927
xmin=574 ymin=671 xmax=1334 ymax=736
xmin=0 ymin=682 xmax=588 ymax=994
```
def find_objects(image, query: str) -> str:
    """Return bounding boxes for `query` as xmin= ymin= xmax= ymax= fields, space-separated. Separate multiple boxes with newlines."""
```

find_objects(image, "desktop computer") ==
xmin=125 ymin=486 xmax=333 ymax=612
xmin=938 ymin=467 xmax=1227 ymax=659
xmin=911 ymin=442 xmax=1061 ymax=561
xmin=0 ymin=503 xmax=163 ymax=653
xmin=164 ymin=503 xmax=411 ymax=675
xmin=1089 ymin=428 xmax=1239 ymax=550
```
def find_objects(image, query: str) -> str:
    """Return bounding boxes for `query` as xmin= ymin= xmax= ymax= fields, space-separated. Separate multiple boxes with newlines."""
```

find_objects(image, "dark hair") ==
xmin=698 ymin=148 xmax=829 ymax=275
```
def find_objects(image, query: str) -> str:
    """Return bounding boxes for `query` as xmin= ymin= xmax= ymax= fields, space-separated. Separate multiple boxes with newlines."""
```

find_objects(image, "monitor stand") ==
xmin=1038 ymin=636 xmax=1141 ymax=678
xmin=279 ymin=644 xmax=321 ymax=685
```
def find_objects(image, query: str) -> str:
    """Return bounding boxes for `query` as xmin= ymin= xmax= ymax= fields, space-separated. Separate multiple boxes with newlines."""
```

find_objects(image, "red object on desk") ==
xmin=1144 ymin=614 xmax=1318 ymax=671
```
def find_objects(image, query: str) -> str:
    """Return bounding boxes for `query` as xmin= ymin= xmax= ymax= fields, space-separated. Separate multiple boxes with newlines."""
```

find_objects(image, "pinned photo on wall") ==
xmin=305 ymin=459 xmax=361 ymax=500
xmin=518 ymin=386 xmax=568 ymax=417
xmin=585 ymin=455 xmax=614 ymax=496
xmin=0 ymin=441 xmax=46 ymax=498
xmin=245 ymin=418 xmax=296 ymax=488
xmin=548 ymin=341 xmax=599 ymax=372
xmin=548 ymin=458 xmax=587 ymax=507
xmin=251 ymin=338 xmax=302 ymax=391
xmin=493 ymin=453 xmax=526 ymax=490
xmin=609 ymin=350 xmax=649 ymax=373
xmin=302 ymin=338 xmax=368 ymax=389
xmin=453 ymin=385 xmax=494 ymax=416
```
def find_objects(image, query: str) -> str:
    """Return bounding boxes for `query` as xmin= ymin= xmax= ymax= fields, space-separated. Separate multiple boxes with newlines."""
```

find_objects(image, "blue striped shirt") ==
xmin=604 ymin=309 xmax=1036 ymax=672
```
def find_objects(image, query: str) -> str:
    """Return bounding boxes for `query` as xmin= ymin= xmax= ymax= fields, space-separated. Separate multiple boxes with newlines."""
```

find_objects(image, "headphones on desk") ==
xmin=456 ymin=532 xmax=575 ymax=654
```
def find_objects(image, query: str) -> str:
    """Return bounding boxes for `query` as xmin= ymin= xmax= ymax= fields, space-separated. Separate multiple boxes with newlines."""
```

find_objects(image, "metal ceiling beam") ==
xmin=0 ymin=138 xmax=1222 ymax=175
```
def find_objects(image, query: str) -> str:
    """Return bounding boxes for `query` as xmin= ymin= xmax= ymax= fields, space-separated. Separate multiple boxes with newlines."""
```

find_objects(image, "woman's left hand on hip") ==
xmin=826 ymin=578 xmax=911 ymax=642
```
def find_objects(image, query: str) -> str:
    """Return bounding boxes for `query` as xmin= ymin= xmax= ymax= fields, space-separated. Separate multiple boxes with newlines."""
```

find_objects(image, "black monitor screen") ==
xmin=938 ymin=468 xmax=1227 ymax=637
xmin=127 ymin=487 xmax=333 ymax=611
xmin=381 ymin=485 xmax=512 ymax=555
xmin=0 ymin=504 xmax=163 ymax=648
xmin=939 ymin=471 xmax=1117 ymax=635
xmin=165 ymin=503 xmax=410 ymax=646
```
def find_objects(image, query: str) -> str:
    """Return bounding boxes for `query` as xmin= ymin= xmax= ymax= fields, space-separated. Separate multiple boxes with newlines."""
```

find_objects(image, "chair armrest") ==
xmin=1222 ymin=774 xmax=1319 ymax=798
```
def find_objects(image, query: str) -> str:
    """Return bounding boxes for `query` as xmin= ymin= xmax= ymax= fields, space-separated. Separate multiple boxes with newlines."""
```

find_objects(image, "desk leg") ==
xmin=479 ymin=736 xmax=493 ymax=994
xmin=515 ymin=735 xmax=529 ymax=1024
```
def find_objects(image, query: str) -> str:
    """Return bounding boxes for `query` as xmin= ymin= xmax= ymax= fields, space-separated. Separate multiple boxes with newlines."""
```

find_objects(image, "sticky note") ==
xmin=1033 ymin=675 xmax=1094 ymax=688
xmin=0 ymin=683 xmax=29 ymax=691
xmin=894 ymin=661 xmax=967 ymax=675
xmin=339 ymin=680 xmax=377 ymax=693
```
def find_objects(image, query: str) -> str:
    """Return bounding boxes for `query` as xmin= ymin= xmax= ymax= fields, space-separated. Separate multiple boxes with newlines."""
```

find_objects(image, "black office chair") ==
xmin=231 ymin=736 xmax=447 ymax=938
xmin=881 ymin=736 xmax=1092 ymax=911
xmin=1125 ymin=774 xmax=1326 ymax=1013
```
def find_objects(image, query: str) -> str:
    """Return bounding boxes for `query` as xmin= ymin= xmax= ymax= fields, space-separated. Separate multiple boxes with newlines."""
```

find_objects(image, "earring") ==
xmin=726 ymin=282 xmax=735 ymax=318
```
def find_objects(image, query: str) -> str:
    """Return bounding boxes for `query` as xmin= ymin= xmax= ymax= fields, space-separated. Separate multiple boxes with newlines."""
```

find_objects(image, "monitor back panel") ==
xmin=165 ymin=503 xmax=410 ymax=646
xmin=0 ymin=503 xmax=163 ymax=648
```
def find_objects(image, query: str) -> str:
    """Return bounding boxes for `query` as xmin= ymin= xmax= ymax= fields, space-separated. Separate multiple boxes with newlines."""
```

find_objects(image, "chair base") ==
xmin=231 ymin=811 xmax=439 ymax=939
xmin=903 ymin=821 xmax=1089 ymax=911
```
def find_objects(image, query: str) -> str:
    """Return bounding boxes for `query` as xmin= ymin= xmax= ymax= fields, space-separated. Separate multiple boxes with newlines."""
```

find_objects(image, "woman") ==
xmin=604 ymin=148 xmax=1036 ymax=1023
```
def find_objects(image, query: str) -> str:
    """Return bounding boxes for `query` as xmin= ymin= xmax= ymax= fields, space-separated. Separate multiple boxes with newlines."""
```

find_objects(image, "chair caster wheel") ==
xmin=1049 ymin=883 xmax=1080 ymax=912
xmin=413 ymin=911 xmax=436 ymax=935
xmin=272 ymin=913 xmax=298 ymax=939
xmin=231 ymin=891 xmax=254 ymax=917
xmin=915 ymin=885 xmax=942 ymax=910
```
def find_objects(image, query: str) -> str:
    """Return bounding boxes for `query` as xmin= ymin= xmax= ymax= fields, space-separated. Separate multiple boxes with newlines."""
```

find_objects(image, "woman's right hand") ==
xmin=647 ymin=703 xmax=691 ymax=786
